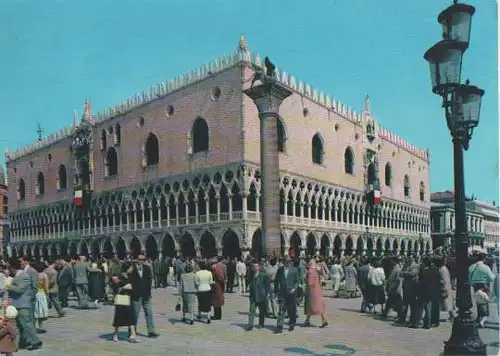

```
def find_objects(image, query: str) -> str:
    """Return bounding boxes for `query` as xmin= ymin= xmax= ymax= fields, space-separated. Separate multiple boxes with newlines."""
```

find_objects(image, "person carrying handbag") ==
xmin=111 ymin=263 xmax=137 ymax=343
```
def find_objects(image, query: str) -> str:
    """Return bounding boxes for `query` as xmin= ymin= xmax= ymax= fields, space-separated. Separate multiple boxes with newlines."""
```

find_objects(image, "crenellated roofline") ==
xmin=5 ymin=37 xmax=430 ymax=164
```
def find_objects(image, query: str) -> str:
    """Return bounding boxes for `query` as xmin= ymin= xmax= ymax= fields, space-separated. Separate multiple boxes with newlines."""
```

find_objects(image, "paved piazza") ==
xmin=16 ymin=288 xmax=500 ymax=356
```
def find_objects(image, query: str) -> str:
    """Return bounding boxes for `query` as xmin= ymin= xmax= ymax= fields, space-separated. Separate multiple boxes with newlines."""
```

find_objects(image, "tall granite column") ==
xmin=244 ymin=78 xmax=292 ymax=257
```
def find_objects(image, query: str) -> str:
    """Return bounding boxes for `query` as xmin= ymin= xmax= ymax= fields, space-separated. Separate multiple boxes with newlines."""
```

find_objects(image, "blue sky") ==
xmin=0 ymin=0 xmax=497 ymax=201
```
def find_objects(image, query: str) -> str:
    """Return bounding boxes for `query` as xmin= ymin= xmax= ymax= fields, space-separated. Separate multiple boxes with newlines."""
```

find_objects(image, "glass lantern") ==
xmin=438 ymin=3 xmax=475 ymax=45
xmin=451 ymin=83 xmax=484 ymax=139
xmin=424 ymin=40 xmax=467 ymax=95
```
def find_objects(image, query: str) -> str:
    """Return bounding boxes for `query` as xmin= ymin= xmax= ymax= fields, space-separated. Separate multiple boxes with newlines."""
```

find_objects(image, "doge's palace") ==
xmin=5 ymin=38 xmax=431 ymax=261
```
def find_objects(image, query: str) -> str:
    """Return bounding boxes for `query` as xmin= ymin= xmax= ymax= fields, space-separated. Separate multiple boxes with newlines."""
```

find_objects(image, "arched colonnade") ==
xmin=10 ymin=227 xmax=433 ymax=261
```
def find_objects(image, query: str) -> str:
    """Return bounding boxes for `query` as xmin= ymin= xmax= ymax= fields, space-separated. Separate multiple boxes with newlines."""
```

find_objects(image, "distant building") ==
xmin=430 ymin=190 xmax=499 ymax=249
xmin=0 ymin=167 xmax=8 ymax=256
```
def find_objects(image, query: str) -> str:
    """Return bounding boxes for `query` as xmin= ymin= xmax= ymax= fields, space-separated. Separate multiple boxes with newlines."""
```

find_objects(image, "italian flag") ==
xmin=74 ymin=190 xmax=83 ymax=207
xmin=373 ymin=190 xmax=381 ymax=205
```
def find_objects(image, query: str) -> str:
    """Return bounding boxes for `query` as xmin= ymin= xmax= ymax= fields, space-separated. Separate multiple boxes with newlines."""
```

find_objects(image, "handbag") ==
xmin=114 ymin=294 xmax=131 ymax=306
xmin=175 ymin=297 xmax=181 ymax=312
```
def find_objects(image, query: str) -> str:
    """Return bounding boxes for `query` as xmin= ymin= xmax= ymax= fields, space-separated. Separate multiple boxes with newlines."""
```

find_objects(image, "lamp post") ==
xmin=424 ymin=1 xmax=486 ymax=355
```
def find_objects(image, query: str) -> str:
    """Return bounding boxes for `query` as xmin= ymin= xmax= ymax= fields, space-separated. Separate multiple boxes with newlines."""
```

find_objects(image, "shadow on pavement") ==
xmin=230 ymin=322 xmax=275 ymax=332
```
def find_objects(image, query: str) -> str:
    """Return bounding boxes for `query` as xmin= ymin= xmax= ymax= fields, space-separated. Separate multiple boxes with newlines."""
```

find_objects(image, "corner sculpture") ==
xmin=250 ymin=56 xmax=277 ymax=89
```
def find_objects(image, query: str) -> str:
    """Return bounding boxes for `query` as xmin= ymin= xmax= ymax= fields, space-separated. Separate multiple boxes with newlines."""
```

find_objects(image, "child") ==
xmin=473 ymin=284 xmax=489 ymax=328
xmin=0 ymin=304 xmax=17 ymax=356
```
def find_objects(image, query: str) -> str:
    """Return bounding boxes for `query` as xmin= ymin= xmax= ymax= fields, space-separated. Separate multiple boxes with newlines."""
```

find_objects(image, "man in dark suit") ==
xmin=57 ymin=260 xmax=73 ymax=308
xmin=357 ymin=257 xmax=372 ymax=313
xmin=226 ymin=257 xmax=237 ymax=293
xmin=9 ymin=263 xmax=42 ymax=350
xmin=246 ymin=263 xmax=270 ymax=331
xmin=128 ymin=253 xmax=159 ymax=338
xmin=274 ymin=256 xmax=301 ymax=333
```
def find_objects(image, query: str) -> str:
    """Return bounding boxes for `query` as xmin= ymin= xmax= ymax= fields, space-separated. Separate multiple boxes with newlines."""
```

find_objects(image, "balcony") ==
xmin=10 ymin=208 xmax=427 ymax=243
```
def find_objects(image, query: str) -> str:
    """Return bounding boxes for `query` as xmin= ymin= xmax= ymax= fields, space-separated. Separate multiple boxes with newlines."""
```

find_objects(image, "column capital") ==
xmin=243 ymin=79 xmax=292 ymax=115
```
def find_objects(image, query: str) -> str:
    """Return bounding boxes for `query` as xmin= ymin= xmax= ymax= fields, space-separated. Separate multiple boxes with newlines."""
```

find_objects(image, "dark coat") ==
xmin=128 ymin=264 xmax=153 ymax=301
xmin=274 ymin=265 xmax=300 ymax=299
xmin=248 ymin=271 xmax=270 ymax=304
xmin=418 ymin=265 xmax=441 ymax=301
xmin=57 ymin=266 xmax=73 ymax=289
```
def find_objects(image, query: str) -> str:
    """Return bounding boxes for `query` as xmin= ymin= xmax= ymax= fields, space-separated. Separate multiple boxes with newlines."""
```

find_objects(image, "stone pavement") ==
xmin=15 ymin=287 xmax=500 ymax=356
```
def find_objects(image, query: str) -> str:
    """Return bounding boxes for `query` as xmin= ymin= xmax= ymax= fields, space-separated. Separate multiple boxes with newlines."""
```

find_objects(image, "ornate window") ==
xmin=17 ymin=179 xmax=25 ymax=201
xmin=277 ymin=118 xmax=286 ymax=153
xmin=311 ymin=133 xmax=324 ymax=164
xmin=105 ymin=147 xmax=119 ymax=177
xmin=384 ymin=163 xmax=392 ymax=187
xmin=145 ymin=133 xmax=159 ymax=166
xmin=344 ymin=147 xmax=354 ymax=174
xmin=366 ymin=123 xmax=375 ymax=141
xmin=404 ymin=174 xmax=410 ymax=197
xmin=367 ymin=163 xmax=376 ymax=185
xmin=36 ymin=172 xmax=45 ymax=196
xmin=100 ymin=129 xmax=107 ymax=151
xmin=57 ymin=164 xmax=67 ymax=190
xmin=191 ymin=117 xmax=209 ymax=153
xmin=419 ymin=181 xmax=425 ymax=202
xmin=114 ymin=124 xmax=121 ymax=145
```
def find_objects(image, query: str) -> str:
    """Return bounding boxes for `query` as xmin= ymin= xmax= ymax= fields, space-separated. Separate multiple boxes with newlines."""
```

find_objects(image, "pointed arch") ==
xmin=105 ymin=147 xmax=118 ymax=177
xmin=162 ymin=234 xmax=176 ymax=258
xmin=404 ymin=174 xmax=410 ymax=197
xmin=18 ymin=178 xmax=26 ymax=201
xmin=191 ymin=117 xmax=209 ymax=153
xmin=306 ymin=233 xmax=317 ymax=256
xmin=180 ymin=232 xmax=196 ymax=258
xmin=100 ymin=129 xmax=107 ymax=150
xmin=57 ymin=164 xmax=67 ymax=190
xmin=116 ymin=237 xmax=127 ymax=260
xmin=145 ymin=235 xmax=158 ymax=260
xmin=344 ymin=147 xmax=354 ymax=174
xmin=145 ymin=133 xmax=159 ymax=166
xmin=384 ymin=163 xmax=392 ymax=187
xmin=320 ymin=234 xmax=330 ymax=257
xmin=222 ymin=229 xmax=241 ymax=258
xmin=419 ymin=181 xmax=426 ymax=202
xmin=251 ymin=228 xmax=262 ymax=259
xmin=102 ymin=238 xmax=114 ymax=259
xmin=130 ymin=236 xmax=142 ymax=258
xmin=367 ymin=163 xmax=376 ymax=185
xmin=114 ymin=123 xmax=121 ymax=145
xmin=200 ymin=231 xmax=217 ymax=258
xmin=36 ymin=172 xmax=45 ymax=196
xmin=311 ymin=133 xmax=324 ymax=164
xmin=290 ymin=232 xmax=302 ymax=255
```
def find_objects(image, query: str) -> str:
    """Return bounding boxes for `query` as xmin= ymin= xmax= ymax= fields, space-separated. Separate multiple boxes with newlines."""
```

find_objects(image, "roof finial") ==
xmin=238 ymin=35 xmax=248 ymax=53
xmin=36 ymin=123 xmax=43 ymax=142
xmin=364 ymin=94 xmax=371 ymax=116
xmin=238 ymin=35 xmax=250 ymax=63
xmin=74 ymin=109 xmax=78 ymax=127
xmin=82 ymin=99 xmax=92 ymax=122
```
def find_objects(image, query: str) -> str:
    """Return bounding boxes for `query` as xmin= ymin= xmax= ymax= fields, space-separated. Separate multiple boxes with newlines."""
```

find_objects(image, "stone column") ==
xmin=244 ymin=78 xmax=291 ymax=257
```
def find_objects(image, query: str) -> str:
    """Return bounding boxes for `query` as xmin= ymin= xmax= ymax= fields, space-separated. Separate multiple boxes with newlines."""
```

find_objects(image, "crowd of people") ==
xmin=0 ymin=247 xmax=496 ymax=353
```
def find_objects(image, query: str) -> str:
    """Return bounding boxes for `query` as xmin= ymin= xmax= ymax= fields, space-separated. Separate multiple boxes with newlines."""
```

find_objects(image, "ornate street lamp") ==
xmin=424 ymin=1 xmax=486 ymax=355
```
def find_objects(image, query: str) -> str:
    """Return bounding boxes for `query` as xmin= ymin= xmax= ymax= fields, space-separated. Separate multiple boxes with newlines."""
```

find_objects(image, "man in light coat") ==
xmin=73 ymin=256 xmax=90 ymax=307
xmin=8 ymin=265 xmax=42 ymax=350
